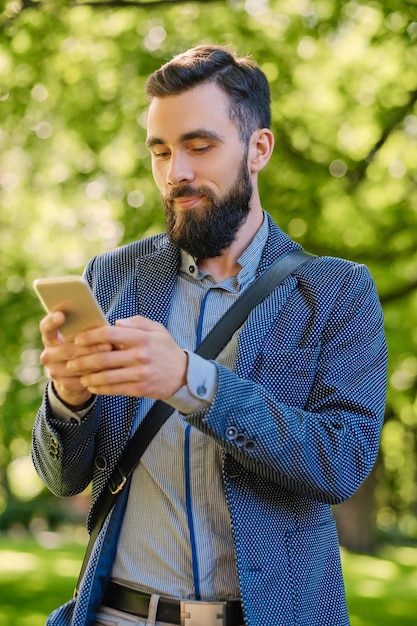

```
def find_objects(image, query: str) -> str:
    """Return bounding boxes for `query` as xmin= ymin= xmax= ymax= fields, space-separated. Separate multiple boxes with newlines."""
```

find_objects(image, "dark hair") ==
xmin=145 ymin=45 xmax=271 ymax=144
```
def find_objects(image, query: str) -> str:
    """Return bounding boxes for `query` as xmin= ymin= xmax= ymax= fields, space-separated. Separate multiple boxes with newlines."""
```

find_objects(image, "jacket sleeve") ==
xmin=187 ymin=262 xmax=388 ymax=505
xmin=31 ymin=389 xmax=102 ymax=497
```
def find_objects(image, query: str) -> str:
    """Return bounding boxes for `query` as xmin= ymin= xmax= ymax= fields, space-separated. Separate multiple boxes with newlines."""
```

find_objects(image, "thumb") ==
xmin=115 ymin=315 xmax=158 ymax=331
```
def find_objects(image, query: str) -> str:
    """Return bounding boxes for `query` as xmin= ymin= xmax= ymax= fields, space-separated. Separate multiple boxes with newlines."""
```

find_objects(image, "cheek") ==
xmin=151 ymin=164 xmax=166 ymax=193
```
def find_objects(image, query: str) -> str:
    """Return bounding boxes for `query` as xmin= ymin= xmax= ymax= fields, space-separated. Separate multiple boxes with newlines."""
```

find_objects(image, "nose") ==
xmin=166 ymin=151 xmax=194 ymax=186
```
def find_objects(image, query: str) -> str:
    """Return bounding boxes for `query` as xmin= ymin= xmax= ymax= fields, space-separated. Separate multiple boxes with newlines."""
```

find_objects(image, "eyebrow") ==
xmin=146 ymin=129 xmax=224 ymax=148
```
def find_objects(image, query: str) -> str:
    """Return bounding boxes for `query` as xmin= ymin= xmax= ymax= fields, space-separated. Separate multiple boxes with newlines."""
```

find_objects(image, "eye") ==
xmin=190 ymin=144 xmax=212 ymax=154
xmin=152 ymin=148 xmax=170 ymax=159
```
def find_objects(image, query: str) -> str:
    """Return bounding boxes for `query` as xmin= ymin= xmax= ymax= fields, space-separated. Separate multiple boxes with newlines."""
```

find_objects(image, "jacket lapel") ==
xmin=135 ymin=235 xmax=180 ymax=325
xmin=94 ymin=237 xmax=181 ymax=500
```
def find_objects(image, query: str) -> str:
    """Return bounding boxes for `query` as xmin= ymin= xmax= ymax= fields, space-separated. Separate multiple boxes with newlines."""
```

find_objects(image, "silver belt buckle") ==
xmin=180 ymin=600 xmax=226 ymax=626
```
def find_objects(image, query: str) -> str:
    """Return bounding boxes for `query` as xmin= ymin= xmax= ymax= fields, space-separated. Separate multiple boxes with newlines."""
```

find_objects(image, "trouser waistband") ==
xmin=103 ymin=581 xmax=244 ymax=626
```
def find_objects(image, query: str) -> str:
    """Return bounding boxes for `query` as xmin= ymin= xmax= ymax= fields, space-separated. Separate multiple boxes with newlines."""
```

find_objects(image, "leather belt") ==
xmin=103 ymin=581 xmax=244 ymax=626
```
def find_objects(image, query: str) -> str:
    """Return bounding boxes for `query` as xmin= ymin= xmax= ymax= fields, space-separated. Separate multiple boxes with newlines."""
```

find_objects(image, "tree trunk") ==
xmin=333 ymin=456 xmax=380 ymax=554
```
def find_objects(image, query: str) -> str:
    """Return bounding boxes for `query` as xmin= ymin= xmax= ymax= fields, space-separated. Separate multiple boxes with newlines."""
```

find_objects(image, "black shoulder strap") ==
xmin=74 ymin=248 xmax=315 ymax=595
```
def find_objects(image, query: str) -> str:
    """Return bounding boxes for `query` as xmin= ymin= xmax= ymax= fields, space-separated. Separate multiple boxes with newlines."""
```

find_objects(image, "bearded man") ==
xmin=32 ymin=45 xmax=387 ymax=626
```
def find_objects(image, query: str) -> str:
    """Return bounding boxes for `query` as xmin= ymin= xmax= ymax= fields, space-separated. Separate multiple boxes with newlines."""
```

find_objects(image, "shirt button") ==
xmin=196 ymin=385 xmax=207 ymax=396
xmin=189 ymin=265 xmax=195 ymax=274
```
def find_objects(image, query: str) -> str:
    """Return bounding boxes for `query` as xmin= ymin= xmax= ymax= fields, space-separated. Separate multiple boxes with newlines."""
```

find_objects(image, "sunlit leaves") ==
xmin=0 ymin=0 xmax=417 ymax=536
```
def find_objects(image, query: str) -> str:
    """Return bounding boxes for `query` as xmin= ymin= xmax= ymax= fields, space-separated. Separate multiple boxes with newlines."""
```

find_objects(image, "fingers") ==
xmin=68 ymin=316 xmax=187 ymax=400
xmin=72 ymin=315 xmax=160 ymax=348
xmin=38 ymin=311 xmax=114 ymax=407
xmin=39 ymin=314 xmax=187 ymax=400
xmin=39 ymin=312 xmax=66 ymax=347
xmin=76 ymin=345 xmax=187 ymax=400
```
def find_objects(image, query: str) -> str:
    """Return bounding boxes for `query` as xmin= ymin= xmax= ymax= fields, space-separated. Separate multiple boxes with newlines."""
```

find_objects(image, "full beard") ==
xmin=163 ymin=161 xmax=253 ymax=260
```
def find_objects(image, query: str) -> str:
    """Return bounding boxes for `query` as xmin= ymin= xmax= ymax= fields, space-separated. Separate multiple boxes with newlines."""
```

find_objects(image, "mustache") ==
xmin=164 ymin=185 xmax=212 ymax=203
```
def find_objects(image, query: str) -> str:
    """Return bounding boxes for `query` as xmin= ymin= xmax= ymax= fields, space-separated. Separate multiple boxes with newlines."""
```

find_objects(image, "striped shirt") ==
xmin=111 ymin=216 xmax=269 ymax=600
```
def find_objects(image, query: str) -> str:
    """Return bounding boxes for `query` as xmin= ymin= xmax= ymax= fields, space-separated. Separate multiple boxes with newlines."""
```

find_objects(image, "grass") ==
xmin=0 ymin=530 xmax=86 ymax=626
xmin=342 ymin=545 xmax=417 ymax=626
xmin=1 ymin=532 xmax=416 ymax=625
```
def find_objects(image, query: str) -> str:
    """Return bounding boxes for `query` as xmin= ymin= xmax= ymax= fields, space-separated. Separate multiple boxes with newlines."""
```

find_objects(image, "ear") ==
xmin=248 ymin=128 xmax=274 ymax=173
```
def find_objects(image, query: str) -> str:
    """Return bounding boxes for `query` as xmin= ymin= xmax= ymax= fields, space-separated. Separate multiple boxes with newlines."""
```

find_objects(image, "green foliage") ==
xmin=0 ymin=0 xmax=416 ymax=540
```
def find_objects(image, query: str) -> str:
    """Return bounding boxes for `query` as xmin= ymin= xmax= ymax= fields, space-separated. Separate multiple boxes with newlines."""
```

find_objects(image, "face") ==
xmin=146 ymin=83 xmax=253 ymax=259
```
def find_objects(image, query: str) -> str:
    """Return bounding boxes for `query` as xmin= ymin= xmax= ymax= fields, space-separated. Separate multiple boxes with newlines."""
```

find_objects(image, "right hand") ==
xmin=39 ymin=311 xmax=112 ymax=408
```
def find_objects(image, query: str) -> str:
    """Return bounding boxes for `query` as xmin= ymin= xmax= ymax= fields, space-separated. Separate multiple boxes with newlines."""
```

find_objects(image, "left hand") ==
xmin=66 ymin=315 xmax=188 ymax=400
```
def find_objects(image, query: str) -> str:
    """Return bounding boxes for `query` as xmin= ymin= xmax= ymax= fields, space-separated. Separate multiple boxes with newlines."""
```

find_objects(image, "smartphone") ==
xmin=33 ymin=276 xmax=109 ymax=342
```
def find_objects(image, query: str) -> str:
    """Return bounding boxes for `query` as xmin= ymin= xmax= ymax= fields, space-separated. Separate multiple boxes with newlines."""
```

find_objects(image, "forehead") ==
xmin=146 ymin=82 xmax=237 ymax=142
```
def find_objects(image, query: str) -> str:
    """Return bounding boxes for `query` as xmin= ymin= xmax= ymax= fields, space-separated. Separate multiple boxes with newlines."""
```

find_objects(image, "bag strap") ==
xmin=74 ymin=248 xmax=315 ymax=595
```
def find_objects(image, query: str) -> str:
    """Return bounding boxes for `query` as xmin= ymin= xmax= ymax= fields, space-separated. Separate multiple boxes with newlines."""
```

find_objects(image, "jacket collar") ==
xmin=256 ymin=213 xmax=302 ymax=275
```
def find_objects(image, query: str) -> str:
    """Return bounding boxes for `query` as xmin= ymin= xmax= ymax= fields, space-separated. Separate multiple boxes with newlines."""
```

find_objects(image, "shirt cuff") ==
xmin=167 ymin=350 xmax=218 ymax=414
xmin=47 ymin=381 xmax=97 ymax=423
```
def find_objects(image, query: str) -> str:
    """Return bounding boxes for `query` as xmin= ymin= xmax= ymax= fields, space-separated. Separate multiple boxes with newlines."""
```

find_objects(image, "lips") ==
xmin=174 ymin=195 xmax=203 ymax=210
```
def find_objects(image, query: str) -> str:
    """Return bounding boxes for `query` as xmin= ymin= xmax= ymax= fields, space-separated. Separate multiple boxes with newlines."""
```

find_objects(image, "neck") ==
xmin=198 ymin=205 xmax=264 ymax=282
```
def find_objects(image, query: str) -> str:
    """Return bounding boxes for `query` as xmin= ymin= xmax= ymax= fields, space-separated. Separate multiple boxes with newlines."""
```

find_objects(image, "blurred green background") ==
xmin=1 ymin=533 xmax=416 ymax=625
xmin=1 ymin=0 xmax=417 ymax=623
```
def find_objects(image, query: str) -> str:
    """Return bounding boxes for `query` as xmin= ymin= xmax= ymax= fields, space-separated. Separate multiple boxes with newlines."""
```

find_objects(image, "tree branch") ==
xmin=73 ymin=0 xmax=222 ymax=7
xmin=348 ymin=87 xmax=417 ymax=185
xmin=366 ymin=89 xmax=417 ymax=162
xmin=380 ymin=278 xmax=417 ymax=305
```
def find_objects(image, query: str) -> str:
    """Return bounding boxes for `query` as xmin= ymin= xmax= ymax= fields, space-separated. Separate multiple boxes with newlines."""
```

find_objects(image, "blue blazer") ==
xmin=32 ymin=215 xmax=388 ymax=626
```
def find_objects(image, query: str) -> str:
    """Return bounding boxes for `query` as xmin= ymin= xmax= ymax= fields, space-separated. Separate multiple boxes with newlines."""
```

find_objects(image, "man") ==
xmin=32 ymin=45 xmax=388 ymax=626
